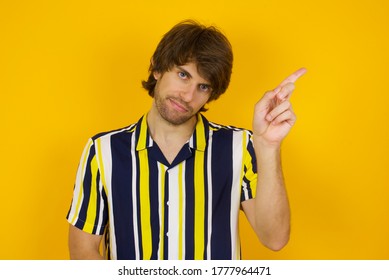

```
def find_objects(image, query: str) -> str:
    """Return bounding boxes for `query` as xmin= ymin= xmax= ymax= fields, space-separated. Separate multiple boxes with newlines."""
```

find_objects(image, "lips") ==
xmin=169 ymin=98 xmax=189 ymax=112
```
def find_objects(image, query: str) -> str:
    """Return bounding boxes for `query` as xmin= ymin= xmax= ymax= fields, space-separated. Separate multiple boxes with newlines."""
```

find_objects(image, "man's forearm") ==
xmin=68 ymin=225 xmax=105 ymax=260
xmin=253 ymin=141 xmax=291 ymax=251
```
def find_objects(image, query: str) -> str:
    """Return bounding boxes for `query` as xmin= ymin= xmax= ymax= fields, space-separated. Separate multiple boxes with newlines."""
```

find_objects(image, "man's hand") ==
xmin=253 ymin=68 xmax=307 ymax=147
xmin=244 ymin=68 xmax=306 ymax=251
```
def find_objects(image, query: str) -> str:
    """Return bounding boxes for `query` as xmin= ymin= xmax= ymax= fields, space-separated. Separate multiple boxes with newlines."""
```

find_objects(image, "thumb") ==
xmin=256 ymin=88 xmax=279 ymax=112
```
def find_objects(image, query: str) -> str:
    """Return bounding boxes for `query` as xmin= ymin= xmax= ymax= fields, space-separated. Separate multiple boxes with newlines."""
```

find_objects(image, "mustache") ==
xmin=168 ymin=97 xmax=192 ymax=111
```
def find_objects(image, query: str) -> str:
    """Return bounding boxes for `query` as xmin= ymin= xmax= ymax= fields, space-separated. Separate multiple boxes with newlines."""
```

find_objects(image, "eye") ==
xmin=178 ymin=71 xmax=188 ymax=79
xmin=199 ymin=84 xmax=211 ymax=93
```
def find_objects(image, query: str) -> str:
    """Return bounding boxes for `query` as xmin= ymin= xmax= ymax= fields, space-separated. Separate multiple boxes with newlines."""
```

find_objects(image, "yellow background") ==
xmin=1 ymin=0 xmax=388 ymax=259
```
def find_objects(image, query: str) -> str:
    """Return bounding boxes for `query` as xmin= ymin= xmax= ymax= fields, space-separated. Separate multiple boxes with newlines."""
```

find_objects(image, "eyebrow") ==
xmin=176 ymin=66 xmax=192 ymax=79
xmin=176 ymin=66 xmax=212 ymax=87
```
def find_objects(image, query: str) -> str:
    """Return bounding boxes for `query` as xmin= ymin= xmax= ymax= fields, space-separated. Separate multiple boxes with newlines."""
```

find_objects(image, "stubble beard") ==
xmin=154 ymin=94 xmax=196 ymax=126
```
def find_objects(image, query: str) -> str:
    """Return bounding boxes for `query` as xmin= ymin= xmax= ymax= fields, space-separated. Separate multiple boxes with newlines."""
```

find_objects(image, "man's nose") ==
xmin=180 ymin=83 xmax=197 ymax=102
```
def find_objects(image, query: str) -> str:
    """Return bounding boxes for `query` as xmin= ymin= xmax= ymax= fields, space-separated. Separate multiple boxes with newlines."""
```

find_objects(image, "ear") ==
xmin=153 ymin=71 xmax=161 ymax=80
xmin=150 ymin=57 xmax=159 ymax=80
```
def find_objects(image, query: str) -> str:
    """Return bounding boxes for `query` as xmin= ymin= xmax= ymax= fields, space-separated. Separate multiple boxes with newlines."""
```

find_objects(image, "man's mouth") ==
xmin=169 ymin=98 xmax=189 ymax=113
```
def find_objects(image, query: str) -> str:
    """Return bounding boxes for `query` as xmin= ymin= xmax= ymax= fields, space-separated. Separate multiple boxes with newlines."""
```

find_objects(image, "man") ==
xmin=67 ymin=20 xmax=306 ymax=260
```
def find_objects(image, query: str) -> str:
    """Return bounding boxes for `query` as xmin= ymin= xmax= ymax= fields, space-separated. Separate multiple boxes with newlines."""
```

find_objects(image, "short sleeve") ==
xmin=240 ymin=132 xmax=258 ymax=202
xmin=66 ymin=138 xmax=108 ymax=235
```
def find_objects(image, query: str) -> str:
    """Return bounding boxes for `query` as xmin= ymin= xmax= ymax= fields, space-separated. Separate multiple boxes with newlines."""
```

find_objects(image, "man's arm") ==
xmin=242 ymin=145 xmax=290 ymax=251
xmin=242 ymin=68 xmax=306 ymax=251
xmin=68 ymin=224 xmax=104 ymax=259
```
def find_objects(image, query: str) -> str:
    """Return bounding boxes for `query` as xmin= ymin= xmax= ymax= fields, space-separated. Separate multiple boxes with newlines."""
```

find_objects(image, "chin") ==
xmin=162 ymin=113 xmax=196 ymax=126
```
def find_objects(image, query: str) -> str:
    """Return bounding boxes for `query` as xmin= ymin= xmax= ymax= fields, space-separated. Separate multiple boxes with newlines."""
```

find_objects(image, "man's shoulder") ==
xmin=90 ymin=120 xmax=141 ymax=143
xmin=207 ymin=120 xmax=253 ymax=135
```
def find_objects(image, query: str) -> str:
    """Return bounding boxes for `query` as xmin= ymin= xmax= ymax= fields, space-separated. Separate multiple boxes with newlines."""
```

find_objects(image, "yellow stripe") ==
xmin=178 ymin=163 xmax=184 ymax=260
xmin=71 ymin=140 xmax=93 ymax=225
xmin=84 ymin=156 xmax=98 ymax=233
xmin=94 ymin=138 xmax=111 ymax=253
xmin=159 ymin=163 xmax=166 ymax=260
xmin=194 ymin=123 xmax=205 ymax=259
xmin=244 ymin=134 xmax=258 ymax=197
xmin=194 ymin=151 xmax=205 ymax=259
xmin=195 ymin=114 xmax=206 ymax=150
xmin=137 ymin=115 xmax=148 ymax=150
xmin=139 ymin=148 xmax=152 ymax=259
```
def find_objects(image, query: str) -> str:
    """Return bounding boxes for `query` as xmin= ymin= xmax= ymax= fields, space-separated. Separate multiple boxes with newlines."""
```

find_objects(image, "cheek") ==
xmin=159 ymin=80 xmax=182 ymax=95
xmin=201 ymin=94 xmax=211 ymax=104
xmin=193 ymin=96 xmax=210 ymax=110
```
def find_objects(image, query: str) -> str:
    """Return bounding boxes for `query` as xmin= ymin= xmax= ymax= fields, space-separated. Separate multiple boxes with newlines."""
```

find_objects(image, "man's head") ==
xmin=142 ymin=20 xmax=233 ymax=111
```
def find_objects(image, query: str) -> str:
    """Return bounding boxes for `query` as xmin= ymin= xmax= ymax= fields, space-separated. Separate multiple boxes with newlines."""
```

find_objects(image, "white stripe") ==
xmin=97 ymin=135 xmax=115 ymax=258
xmin=206 ymin=130 xmax=213 ymax=259
xmin=130 ymin=132 xmax=140 ymax=260
xmin=242 ymin=180 xmax=249 ymax=200
xmin=68 ymin=139 xmax=92 ymax=223
xmin=100 ymin=129 xmax=135 ymax=259
xmin=181 ymin=162 xmax=186 ymax=259
xmin=209 ymin=121 xmax=222 ymax=129
xmin=93 ymin=125 xmax=136 ymax=259
xmin=230 ymin=131 xmax=244 ymax=260
xmin=167 ymin=166 xmax=180 ymax=259
xmin=96 ymin=180 xmax=105 ymax=233
xmin=157 ymin=162 xmax=164 ymax=260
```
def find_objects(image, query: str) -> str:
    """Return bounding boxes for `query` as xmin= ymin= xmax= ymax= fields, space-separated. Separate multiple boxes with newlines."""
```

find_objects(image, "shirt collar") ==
xmin=188 ymin=113 xmax=209 ymax=152
xmin=135 ymin=113 xmax=209 ymax=152
xmin=135 ymin=114 xmax=154 ymax=151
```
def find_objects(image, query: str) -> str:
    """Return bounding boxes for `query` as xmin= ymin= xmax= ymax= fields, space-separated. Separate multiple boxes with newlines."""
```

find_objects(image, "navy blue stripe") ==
xmin=148 ymin=160 xmax=160 ymax=260
xmin=110 ymin=132 xmax=136 ymax=259
xmin=135 ymin=148 xmax=143 ymax=259
xmin=91 ymin=123 xmax=137 ymax=141
xmin=69 ymin=114 xmax=256 ymax=259
xmin=247 ymin=137 xmax=257 ymax=173
xmin=210 ymin=128 xmax=233 ymax=259
xmin=200 ymin=114 xmax=210 ymax=142
xmin=163 ymin=170 xmax=169 ymax=259
xmin=133 ymin=117 xmax=143 ymax=148
xmin=92 ymin=171 xmax=101 ymax=234
xmin=105 ymin=227 xmax=111 ymax=259
xmin=241 ymin=176 xmax=253 ymax=201
xmin=203 ymin=148 xmax=209 ymax=259
xmin=99 ymin=186 xmax=108 ymax=235
xmin=76 ymin=145 xmax=95 ymax=230
xmin=184 ymin=156 xmax=195 ymax=260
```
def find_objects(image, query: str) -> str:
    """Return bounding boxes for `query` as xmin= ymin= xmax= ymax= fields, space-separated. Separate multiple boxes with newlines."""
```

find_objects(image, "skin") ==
xmin=68 ymin=224 xmax=104 ymax=260
xmin=68 ymin=62 xmax=306 ymax=258
xmin=147 ymin=63 xmax=212 ymax=163
xmin=242 ymin=67 xmax=307 ymax=250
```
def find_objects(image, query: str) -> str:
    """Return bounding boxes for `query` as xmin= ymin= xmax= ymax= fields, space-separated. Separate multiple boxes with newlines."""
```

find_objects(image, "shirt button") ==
xmin=166 ymin=201 xmax=169 ymax=206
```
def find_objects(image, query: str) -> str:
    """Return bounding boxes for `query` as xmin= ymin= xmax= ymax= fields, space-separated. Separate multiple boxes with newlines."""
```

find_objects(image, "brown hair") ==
xmin=142 ymin=20 xmax=233 ymax=110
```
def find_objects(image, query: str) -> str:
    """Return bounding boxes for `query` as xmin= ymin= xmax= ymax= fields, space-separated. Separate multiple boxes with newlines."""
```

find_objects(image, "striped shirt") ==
xmin=67 ymin=113 xmax=257 ymax=260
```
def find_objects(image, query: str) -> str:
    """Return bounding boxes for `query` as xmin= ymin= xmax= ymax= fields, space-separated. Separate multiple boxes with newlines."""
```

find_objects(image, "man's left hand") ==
xmin=252 ymin=68 xmax=307 ymax=147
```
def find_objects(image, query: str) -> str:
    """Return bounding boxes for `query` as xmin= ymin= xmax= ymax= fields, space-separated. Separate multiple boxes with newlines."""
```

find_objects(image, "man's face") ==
xmin=153 ymin=62 xmax=212 ymax=126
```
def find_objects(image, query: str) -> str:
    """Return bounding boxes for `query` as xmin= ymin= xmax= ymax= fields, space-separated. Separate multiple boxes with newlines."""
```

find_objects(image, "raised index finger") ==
xmin=278 ymin=67 xmax=307 ymax=88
